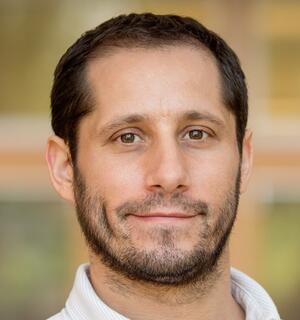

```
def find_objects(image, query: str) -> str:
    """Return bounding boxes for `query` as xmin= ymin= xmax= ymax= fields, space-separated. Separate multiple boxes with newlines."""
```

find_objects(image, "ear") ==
xmin=240 ymin=129 xmax=253 ymax=194
xmin=45 ymin=135 xmax=75 ymax=204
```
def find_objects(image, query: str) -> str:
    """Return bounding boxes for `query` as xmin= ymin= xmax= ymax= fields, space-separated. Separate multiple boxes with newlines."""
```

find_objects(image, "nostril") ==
xmin=176 ymin=184 xmax=188 ymax=192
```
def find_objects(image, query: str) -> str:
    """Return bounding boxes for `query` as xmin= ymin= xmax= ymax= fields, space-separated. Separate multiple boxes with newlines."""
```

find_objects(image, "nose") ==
xmin=144 ymin=139 xmax=190 ymax=194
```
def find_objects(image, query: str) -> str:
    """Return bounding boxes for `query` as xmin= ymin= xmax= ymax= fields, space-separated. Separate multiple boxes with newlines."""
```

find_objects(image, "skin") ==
xmin=46 ymin=45 xmax=253 ymax=320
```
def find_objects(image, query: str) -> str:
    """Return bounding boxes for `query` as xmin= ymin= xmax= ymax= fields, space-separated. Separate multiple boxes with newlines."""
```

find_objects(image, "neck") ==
xmin=88 ymin=246 xmax=244 ymax=320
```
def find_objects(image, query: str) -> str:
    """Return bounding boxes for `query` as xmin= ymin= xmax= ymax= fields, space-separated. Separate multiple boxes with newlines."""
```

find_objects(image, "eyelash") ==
xmin=114 ymin=128 xmax=212 ymax=145
xmin=182 ymin=129 xmax=210 ymax=141
xmin=116 ymin=132 xmax=143 ymax=144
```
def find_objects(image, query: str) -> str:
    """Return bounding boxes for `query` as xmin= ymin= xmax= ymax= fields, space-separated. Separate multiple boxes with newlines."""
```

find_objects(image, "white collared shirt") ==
xmin=47 ymin=264 xmax=281 ymax=320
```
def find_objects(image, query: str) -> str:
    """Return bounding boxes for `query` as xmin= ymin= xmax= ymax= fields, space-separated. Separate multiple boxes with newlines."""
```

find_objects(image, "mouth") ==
xmin=128 ymin=211 xmax=198 ymax=223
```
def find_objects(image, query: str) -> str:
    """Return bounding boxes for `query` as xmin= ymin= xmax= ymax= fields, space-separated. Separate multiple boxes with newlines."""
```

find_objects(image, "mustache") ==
xmin=114 ymin=192 xmax=209 ymax=219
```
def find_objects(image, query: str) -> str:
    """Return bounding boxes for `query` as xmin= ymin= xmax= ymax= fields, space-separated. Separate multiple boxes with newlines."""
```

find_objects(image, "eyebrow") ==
xmin=97 ymin=114 xmax=150 ymax=137
xmin=181 ymin=110 xmax=225 ymax=127
xmin=97 ymin=109 xmax=225 ymax=137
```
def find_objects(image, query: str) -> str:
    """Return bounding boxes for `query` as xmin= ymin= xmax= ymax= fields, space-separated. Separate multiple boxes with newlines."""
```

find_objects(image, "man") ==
xmin=46 ymin=13 xmax=280 ymax=320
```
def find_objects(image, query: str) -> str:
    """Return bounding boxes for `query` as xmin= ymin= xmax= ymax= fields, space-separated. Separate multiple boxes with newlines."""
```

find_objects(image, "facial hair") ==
xmin=73 ymin=165 xmax=241 ymax=287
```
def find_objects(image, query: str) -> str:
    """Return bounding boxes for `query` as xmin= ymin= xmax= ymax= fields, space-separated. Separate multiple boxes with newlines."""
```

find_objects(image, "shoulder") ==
xmin=46 ymin=309 xmax=70 ymax=320
xmin=46 ymin=313 xmax=63 ymax=320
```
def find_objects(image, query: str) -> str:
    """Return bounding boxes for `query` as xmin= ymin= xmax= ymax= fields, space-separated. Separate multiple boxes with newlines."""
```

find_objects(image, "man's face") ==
xmin=72 ymin=45 xmax=246 ymax=285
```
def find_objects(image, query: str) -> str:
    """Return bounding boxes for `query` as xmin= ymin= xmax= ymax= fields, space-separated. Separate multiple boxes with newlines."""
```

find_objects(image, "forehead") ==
xmin=84 ymin=45 xmax=232 ymax=127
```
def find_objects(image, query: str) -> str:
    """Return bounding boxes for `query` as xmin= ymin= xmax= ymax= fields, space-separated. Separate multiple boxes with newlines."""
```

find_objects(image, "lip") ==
xmin=130 ymin=212 xmax=197 ymax=219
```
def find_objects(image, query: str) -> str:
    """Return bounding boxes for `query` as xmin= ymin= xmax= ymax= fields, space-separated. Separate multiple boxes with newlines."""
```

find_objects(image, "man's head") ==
xmin=46 ymin=13 xmax=252 ymax=286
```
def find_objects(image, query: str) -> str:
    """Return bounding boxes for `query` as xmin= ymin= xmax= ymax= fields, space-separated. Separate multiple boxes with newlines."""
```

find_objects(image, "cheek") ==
xmin=189 ymin=148 xmax=240 ymax=202
xmin=82 ymin=151 xmax=145 ymax=209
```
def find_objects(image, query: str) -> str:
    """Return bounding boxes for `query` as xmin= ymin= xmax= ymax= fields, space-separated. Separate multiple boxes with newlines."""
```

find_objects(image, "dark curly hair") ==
xmin=51 ymin=13 xmax=248 ymax=162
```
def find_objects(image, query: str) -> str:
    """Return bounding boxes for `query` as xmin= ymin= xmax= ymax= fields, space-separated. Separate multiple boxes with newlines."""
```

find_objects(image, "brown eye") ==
xmin=188 ymin=129 xmax=206 ymax=140
xmin=119 ymin=133 xmax=140 ymax=143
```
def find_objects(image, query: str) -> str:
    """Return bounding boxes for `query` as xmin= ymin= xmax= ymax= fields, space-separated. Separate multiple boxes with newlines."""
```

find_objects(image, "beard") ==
xmin=73 ymin=165 xmax=241 ymax=287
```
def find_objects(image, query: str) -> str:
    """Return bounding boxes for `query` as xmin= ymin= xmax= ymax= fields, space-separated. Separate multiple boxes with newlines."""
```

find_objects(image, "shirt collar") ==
xmin=231 ymin=267 xmax=281 ymax=320
xmin=64 ymin=264 xmax=280 ymax=320
xmin=65 ymin=263 xmax=128 ymax=320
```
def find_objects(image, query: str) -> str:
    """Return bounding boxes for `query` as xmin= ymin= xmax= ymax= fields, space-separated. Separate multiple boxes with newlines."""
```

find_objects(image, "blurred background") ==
xmin=0 ymin=0 xmax=299 ymax=319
